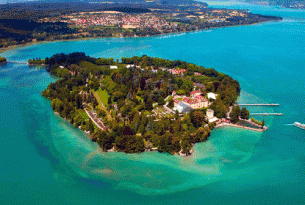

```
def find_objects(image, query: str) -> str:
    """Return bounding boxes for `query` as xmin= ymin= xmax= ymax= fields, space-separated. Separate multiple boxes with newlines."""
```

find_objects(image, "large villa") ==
xmin=172 ymin=90 xmax=210 ymax=113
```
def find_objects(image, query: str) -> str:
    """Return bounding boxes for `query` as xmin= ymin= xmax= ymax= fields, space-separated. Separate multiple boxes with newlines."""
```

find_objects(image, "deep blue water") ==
xmin=1 ymin=1 xmax=305 ymax=204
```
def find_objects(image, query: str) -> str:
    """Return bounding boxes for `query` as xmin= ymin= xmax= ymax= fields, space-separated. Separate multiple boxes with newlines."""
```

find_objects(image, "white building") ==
xmin=110 ymin=65 xmax=118 ymax=69
xmin=207 ymin=93 xmax=217 ymax=100
xmin=206 ymin=109 xmax=218 ymax=123
xmin=126 ymin=64 xmax=135 ymax=68
xmin=206 ymin=109 xmax=214 ymax=119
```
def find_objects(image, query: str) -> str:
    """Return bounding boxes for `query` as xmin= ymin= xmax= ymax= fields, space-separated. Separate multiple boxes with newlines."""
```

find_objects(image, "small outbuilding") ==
xmin=207 ymin=93 xmax=217 ymax=100
xmin=110 ymin=65 xmax=118 ymax=69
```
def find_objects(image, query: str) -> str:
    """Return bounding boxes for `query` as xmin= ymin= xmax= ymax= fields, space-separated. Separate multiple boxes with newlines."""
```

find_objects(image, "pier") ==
xmin=250 ymin=113 xmax=283 ymax=116
xmin=239 ymin=103 xmax=280 ymax=106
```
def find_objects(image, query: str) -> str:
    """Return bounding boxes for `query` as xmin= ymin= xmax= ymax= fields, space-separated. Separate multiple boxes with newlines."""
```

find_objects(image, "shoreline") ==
xmin=0 ymin=18 xmax=281 ymax=56
xmin=215 ymin=122 xmax=267 ymax=132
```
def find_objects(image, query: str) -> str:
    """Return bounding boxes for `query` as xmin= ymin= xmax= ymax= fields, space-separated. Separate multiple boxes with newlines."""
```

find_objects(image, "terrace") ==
xmin=153 ymin=105 xmax=175 ymax=118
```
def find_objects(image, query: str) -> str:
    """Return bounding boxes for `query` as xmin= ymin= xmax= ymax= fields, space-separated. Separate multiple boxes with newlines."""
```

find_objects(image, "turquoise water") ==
xmin=1 ymin=1 xmax=305 ymax=204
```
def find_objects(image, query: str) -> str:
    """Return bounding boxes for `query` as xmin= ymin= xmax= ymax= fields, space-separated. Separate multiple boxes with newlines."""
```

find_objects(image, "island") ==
xmin=0 ymin=1 xmax=282 ymax=51
xmin=30 ymin=52 xmax=266 ymax=156
xmin=0 ymin=56 xmax=6 ymax=63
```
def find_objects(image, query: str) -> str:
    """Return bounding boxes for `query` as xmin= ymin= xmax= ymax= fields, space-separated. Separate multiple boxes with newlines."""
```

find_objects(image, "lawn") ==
xmin=96 ymin=89 xmax=109 ymax=106
xmin=93 ymin=89 xmax=112 ymax=119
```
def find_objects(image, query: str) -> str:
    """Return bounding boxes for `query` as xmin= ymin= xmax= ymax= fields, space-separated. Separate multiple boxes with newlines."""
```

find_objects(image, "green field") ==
xmin=96 ymin=89 xmax=109 ymax=106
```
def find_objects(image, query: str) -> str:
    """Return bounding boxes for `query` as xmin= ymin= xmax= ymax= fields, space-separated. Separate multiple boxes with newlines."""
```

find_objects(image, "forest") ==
xmin=34 ymin=52 xmax=243 ymax=155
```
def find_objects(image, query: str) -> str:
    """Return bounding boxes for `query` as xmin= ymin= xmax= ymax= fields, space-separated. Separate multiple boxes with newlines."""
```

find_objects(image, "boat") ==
xmin=294 ymin=122 xmax=305 ymax=130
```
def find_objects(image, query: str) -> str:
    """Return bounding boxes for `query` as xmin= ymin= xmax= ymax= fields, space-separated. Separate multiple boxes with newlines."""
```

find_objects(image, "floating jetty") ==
xmin=250 ymin=113 xmax=283 ymax=116
xmin=239 ymin=103 xmax=280 ymax=106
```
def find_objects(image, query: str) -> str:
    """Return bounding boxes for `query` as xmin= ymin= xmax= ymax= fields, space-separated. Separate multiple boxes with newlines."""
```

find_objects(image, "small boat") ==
xmin=294 ymin=122 xmax=305 ymax=130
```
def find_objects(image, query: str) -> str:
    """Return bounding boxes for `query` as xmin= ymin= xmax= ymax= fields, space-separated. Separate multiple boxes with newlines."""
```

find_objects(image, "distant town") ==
xmin=38 ymin=6 xmax=281 ymax=39
xmin=0 ymin=1 xmax=281 ymax=49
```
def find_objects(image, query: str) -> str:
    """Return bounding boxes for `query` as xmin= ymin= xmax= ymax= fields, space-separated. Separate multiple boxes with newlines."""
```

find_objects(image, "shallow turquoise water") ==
xmin=1 ymin=1 xmax=305 ymax=204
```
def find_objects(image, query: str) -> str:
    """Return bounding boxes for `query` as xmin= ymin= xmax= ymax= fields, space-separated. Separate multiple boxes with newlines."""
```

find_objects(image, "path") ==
xmin=85 ymin=109 xmax=105 ymax=130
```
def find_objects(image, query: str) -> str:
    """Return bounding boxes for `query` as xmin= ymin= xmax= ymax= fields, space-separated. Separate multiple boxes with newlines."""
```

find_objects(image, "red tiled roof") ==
xmin=169 ymin=69 xmax=187 ymax=74
xmin=194 ymin=95 xmax=207 ymax=101
xmin=182 ymin=97 xmax=198 ymax=105
xmin=182 ymin=95 xmax=207 ymax=105
xmin=190 ymin=90 xmax=203 ymax=96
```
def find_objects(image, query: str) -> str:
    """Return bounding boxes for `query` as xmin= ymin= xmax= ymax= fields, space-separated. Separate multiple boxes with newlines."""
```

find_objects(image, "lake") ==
xmin=1 ymin=1 xmax=305 ymax=204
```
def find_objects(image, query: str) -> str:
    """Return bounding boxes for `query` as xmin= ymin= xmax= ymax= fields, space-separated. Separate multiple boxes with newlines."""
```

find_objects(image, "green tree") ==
xmin=240 ymin=107 xmax=250 ymax=120
xmin=230 ymin=105 xmax=241 ymax=124
xmin=138 ymin=120 xmax=146 ymax=135
xmin=190 ymin=110 xmax=205 ymax=128
xmin=175 ymin=110 xmax=180 ymax=120
xmin=168 ymin=97 xmax=174 ymax=109
xmin=112 ymin=91 xmax=125 ymax=102
xmin=108 ymin=96 xmax=112 ymax=105
xmin=89 ymin=119 xmax=95 ymax=134
xmin=76 ymin=94 xmax=82 ymax=109
xmin=158 ymin=97 xmax=165 ymax=106
xmin=97 ymin=131 xmax=115 ymax=151
xmin=181 ymin=135 xmax=192 ymax=155
xmin=145 ymin=98 xmax=153 ymax=111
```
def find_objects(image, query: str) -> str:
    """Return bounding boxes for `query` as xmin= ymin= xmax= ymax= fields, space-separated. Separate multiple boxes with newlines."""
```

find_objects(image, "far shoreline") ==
xmin=0 ymin=18 xmax=281 ymax=56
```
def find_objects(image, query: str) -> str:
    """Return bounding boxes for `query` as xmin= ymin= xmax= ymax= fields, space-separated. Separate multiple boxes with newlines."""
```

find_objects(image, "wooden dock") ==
xmin=250 ymin=113 xmax=283 ymax=116
xmin=239 ymin=103 xmax=280 ymax=106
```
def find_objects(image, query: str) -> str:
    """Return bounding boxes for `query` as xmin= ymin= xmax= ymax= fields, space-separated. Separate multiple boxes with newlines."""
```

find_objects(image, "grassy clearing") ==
xmin=93 ymin=89 xmax=112 ymax=120
xmin=96 ymin=89 xmax=109 ymax=106
xmin=93 ymin=90 xmax=108 ymax=111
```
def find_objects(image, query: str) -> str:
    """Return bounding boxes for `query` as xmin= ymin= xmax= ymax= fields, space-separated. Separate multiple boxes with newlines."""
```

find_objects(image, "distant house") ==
xmin=126 ymin=64 xmax=135 ymax=68
xmin=206 ymin=108 xmax=218 ymax=123
xmin=110 ymin=65 xmax=118 ymax=69
xmin=169 ymin=69 xmax=186 ymax=75
xmin=193 ymin=83 xmax=205 ymax=90
xmin=206 ymin=109 xmax=214 ymax=119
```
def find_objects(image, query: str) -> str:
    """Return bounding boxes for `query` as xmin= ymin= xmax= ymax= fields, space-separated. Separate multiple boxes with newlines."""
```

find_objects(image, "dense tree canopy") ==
xmin=39 ymin=52 xmax=242 ymax=155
